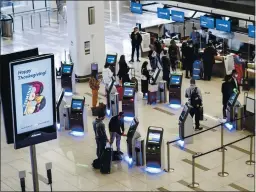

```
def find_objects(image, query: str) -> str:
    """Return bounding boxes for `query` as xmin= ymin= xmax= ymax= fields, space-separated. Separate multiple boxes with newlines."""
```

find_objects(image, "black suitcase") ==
xmin=100 ymin=147 xmax=112 ymax=174
xmin=92 ymin=158 xmax=100 ymax=169
xmin=130 ymin=68 xmax=138 ymax=92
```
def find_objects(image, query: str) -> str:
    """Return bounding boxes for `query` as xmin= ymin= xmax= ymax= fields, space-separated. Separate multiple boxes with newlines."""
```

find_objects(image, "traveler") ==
xmin=183 ymin=40 xmax=195 ymax=78
xmin=130 ymin=26 xmax=142 ymax=63
xmin=93 ymin=111 xmax=109 ymax=158
xmin=190 ymin=27 xmax=200 ymax=55
xmin=185 ymin=79 xmax=203 ymax=131
xmin=117 ymin=55 xmax=130 ymax=85
xmin=168 ymin=40 xmax=180 ymax=72
xmin=221 ymin=75 xmax=232 ymax=120
xmin=102 ymin=63 xmax=114 ymax=88
xmin=161 ymin=50 xmax=171 ymax=89
xmin=89 ymin=75 xmax=100 ymax=107
xmin=230 ymin=69 xmax=240 ymax=92
xmin=141 ymin=61 xmax=150 ymax=98
xmin=203 ymin=42 xmax=217 ymax=81
xmin=109 ymin=112 xmax=125 ymax=153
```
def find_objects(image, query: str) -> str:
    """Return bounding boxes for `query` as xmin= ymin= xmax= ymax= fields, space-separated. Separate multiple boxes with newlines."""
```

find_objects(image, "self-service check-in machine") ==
xmin=145 ymin=126 xmax=166 ymax=171
xmin=126 ymin=117 xmax=144 ymax=166
xmin=150 ymin=68 xmax=161 ymax=85
xmin=61 ymin=62 xmax=76 ymax=95
xmin=69 ymin=96 xmax=87 ymax=136
xmin=106 ymin=53 xmax=118 ymax=76
xmin=56 ymin=89 xmax=66 ymax=131
xmin=179 ymin=103 xmax=193 ymax=144
xmin=106 ymin=78 xmax=119 ymax=117
xmin=91 ymin=63 xmax=98 ymax=79
xmin=122 ymin=82 xmax=137 ymax=120
xmin=169 ymin=73 xmax=183 ymax=106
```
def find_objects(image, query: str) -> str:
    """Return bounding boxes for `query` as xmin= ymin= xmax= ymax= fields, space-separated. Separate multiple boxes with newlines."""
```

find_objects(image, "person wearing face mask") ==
xmin=203 ymin=42 xmax=217 ymax=81
xmin=190 ymin=27 xmax=200 ymax=55
xmin=230 ymin=69 xmax=240 ymax=93
xmin=130 ymin=26 xmax=142 ymax=63
xmin=183 ymin=40 xmax=195 ymax=78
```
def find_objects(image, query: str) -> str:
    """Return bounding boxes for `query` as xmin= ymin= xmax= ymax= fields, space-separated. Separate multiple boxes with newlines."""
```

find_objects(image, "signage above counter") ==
xmin=248 ymin=25 xmax=255 ymax=38
xmin=200 ymin=16 xmax=214 ymax=29
xmin=131 ymin=2 xmax=143 ymax=14
xmin=216 ymin=19 xmax=231 ymax=33
xmin=157 ymin=8 xmax=170 ymax=20
xmin=171 ymin=10 xmax=184 ymax=23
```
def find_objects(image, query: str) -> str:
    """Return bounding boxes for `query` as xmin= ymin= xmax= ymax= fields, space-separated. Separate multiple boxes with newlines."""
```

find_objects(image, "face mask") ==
xmin=189 ymin=45 xmax=193 ymax=48
xmin=235 ymin=74 xmax=238 ymax=78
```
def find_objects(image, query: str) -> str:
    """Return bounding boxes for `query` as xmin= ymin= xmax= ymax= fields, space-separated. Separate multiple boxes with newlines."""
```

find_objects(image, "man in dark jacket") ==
xmin=130 ymin=27 xmax=142 ymax=63
xmin=221 ymin=75 xmax=232 ymax=119
xmin=183 ymin=40 xmax=195 ymax=78
xmin=161 ymin=50 xmax=171 ymax=89
xmin=230 ymin=69 xmax=240 ymax=92
xmin=93 ymin=112 xmax=108 ymax=158
xmin=109 ymin=112 xmax=125 ymax=153
xmin=203 ymin=42 xmax=217 ymax=81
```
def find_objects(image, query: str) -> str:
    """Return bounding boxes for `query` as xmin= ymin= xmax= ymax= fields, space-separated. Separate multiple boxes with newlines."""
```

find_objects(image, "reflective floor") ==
xmin=1 ymin=1 xmax=255 ymax=191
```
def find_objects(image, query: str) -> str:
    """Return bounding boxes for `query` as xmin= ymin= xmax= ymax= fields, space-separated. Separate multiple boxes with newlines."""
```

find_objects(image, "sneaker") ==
xmin=137 ymin=59 xmax=141 ymax=62
xmin=129 ymin=60 xmax=134 ymax=63
xmin=221 ymin=118 xmax=227 ymax=123
xmin=195 ymin=127 xmax=203 ymax=131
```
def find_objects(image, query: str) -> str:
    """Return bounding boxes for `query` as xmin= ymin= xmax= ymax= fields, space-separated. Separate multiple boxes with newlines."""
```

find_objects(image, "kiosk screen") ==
xmin=179 ymin=104 xmax=188 ymax=121
xmin=124 ymin=87 xmax=134 ymax=97
xmin=170 ymin=75 xmax=181 ymax=85
xmin=62 ymin=65 xmax=72 ymax=74
xmin=148 ymin=132 xmax=160 ymax=143
xmin=106 ymin=55 xmax=116 ymax=64
xmin=71 ymin=100 xmax=83 ymax=111
xmin=127 ymin=119 xmax=138 ymax=138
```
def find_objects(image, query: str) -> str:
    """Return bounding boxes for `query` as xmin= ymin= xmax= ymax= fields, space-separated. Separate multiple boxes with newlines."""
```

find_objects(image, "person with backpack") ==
xmin=168 ymin=40 xmax=180 ymax=72
xmin=185 ymin=79 xmax=203 ymax=131
xmin=141 ymin=61 xmax=151 ymax=99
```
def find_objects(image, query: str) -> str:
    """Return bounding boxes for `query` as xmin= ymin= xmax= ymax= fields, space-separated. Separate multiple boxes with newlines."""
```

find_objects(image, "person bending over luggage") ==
xmin=141 ymin=61 xmax=151 ymax=99
xmin=117 ymin=55 xmax=130 ymax=85
xmin=161 ymin=50 xmax=171 ymax=89
xmin=93 ymin=111 xmax=109 ymax=158
xmin=185 ymin=79 xmax=203 ymax=131
xmin=109 ymin=112 xmax=125 ymax=154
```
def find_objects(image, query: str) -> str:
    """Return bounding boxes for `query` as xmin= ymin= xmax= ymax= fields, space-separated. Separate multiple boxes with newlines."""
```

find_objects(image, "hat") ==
xmin=118 ymin=112 xmax=124 ymax=116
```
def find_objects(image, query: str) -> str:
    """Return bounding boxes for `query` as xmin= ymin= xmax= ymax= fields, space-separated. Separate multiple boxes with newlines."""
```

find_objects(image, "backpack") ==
xmin=190 ymin=87 xmax=202 ymax=108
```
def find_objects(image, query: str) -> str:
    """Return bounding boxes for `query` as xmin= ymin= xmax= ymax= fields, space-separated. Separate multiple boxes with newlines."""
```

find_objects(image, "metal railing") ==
xmin=188 ymin=134 xmax=255 ymax=188
xmin=166 ymin=114 xmax=255 ymax=172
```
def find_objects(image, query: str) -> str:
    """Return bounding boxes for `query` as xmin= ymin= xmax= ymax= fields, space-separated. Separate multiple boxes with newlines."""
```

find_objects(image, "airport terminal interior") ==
xmin=0 ymin=0 xmax=255 ymax=191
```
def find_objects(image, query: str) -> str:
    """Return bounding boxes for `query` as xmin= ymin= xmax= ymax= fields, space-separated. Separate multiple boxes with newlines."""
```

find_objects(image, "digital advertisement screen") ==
xmin=124 ymin=87 xmax=134 ymax=97
xmin=71 ymin=100 xmax=83 ymax=110
xmin=62 ymin=65 xmax=72 ymax=74
xmin=148 ymin=132 xmax=161 ymax=143
xmin=157 ymin=8 xmax=170 ymax=20
xmin=12 ymin=57 xmax=54 ymax=135
xmin=248 ymin=25 xmax=255 ymax=38
xmin=200 ymin=16 xmax=214 ymax=29
xmin=216 ymin=19 xmax=231 ymax=33
xmin=107 ymin=55 xmax=116 ymax=64
xmin=170 ymin=75 xmax=181 ymax=85
xmin=171 ymin=10 xmax=184 ymax=23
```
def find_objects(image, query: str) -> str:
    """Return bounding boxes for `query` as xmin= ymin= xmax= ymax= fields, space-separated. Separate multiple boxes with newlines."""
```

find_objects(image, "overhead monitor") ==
xmin=106 ymin=55 xmax=117 ymax=64
xmin=148 ymin=132 xmax=161 ymax=143
xmin=9 ymin=54 xmax=56 ymax=149
xmin=171 ymin=10 xmax=184 ymax=23
xmin=248 ymin=25 xmax=255 ymax=38
xmin=124 ymin=87 xmax=134 ymax=97
xmin=71 ymin=99 xmax=84 ymax=111
xmin=170 ymin=75 xmax=181 ymax=85
xmin=130 ymin=2 xmax=142 ymax=14
xmin=62 ymin=64 xmax=73 ymax=75
xmin=216 ymin=19 xmax=231 ymax=33
xmin=200 ymin=16 xmax=214 ymax=29
xmin=157 ymin=7 xmax=170 ymax=20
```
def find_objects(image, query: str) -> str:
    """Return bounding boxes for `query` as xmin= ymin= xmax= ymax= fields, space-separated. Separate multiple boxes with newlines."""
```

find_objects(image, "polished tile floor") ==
xmin=1 ymin=1 xmax=255 ymax=191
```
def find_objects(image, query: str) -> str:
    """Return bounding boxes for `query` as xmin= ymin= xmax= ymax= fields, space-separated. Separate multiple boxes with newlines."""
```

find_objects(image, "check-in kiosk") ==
xmin=150 ymin=68 xmax=161 ymax=85
xmin=158 ymin=80 xmax=167 ymax=103
xmin=56 ymin=89 xmax=66 ymax=130
xmin=122 ymin=82 xmax=137 ymax=119
xmin=69 ymin=96 xmax=87 ymax=135
xmin=106 ymin=78 xmax=119 ymax=116
xmin=126 ymin=118 xmax=144 ymax=166
xmin=106 ymin=53 xmax=118 ymax=76
xmin=91 ymin=63 xmax=98 ymax=79
xmin=61 ymin=62 xmax=75 ymax=95
xmin=179 ymin=103 xmax=193 ymax=144
xmin=145 ymin=127 xmax=165 ymax=170
xmin=169 ymin=74 xmax=183 ymax=106
xmin=226 ymin=91 xmax=240 ymax=122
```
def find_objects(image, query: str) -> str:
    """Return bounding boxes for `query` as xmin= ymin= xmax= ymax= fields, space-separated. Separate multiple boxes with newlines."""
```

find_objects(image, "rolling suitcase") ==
xmin=92 ymin=158 xmax=100 ymax=169
xmin=130 ymin=68 xmax=138 ymax=92
xmin=100 ymin=145 xmax=112 ymax=174
xmin=116 ymin=85 xmax=123 ymax=101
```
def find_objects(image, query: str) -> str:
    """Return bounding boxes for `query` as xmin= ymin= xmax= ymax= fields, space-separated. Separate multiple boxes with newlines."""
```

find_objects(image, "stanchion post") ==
xmin=30 ymin=145 xmax=39 ymax=191
xmin=39 ymin=13 xmax=42 ymax=27
xmin=188 ymin=156 xmax=199 ymax=188
xmin=30 ymin=15 xmax=33 ymax=29
xmin=218 ymin=146 xmax=229 ymax=177
xmin=48 ymin=11 xmax=51 ymax=26
xmin=21 ymin=16 xmax=24 ymax=31
xmin=246 ymin=135 xmax=255 ymax=165
xmin=167 ymin=143 xmax=174 ymax=172
xmin=218 ymin=124 xmax=227 ymax=152
xmin=56 ymin=10 xmax=59 ymax=24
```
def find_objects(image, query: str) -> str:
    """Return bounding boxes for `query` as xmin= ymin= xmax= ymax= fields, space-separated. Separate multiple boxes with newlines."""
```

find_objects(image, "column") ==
xmin=67 ymin=1 xmax=105 ymax=78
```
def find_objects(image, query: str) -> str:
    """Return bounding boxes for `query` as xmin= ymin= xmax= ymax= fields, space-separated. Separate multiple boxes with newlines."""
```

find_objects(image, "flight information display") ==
xmin=170 ymin=75 xmax=181 ymax=85
xmin=124 ymin=87 xmax=134 ymax=97
xmin=106 ymin=55 xmax=116 ymax=64
xmin=71 ymin=100 xmax=83 ymax=110
xmin=148 ymin=132 xmax=161 ymax=143
xmin=62 ymin=65 xmax=72 ymax=74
